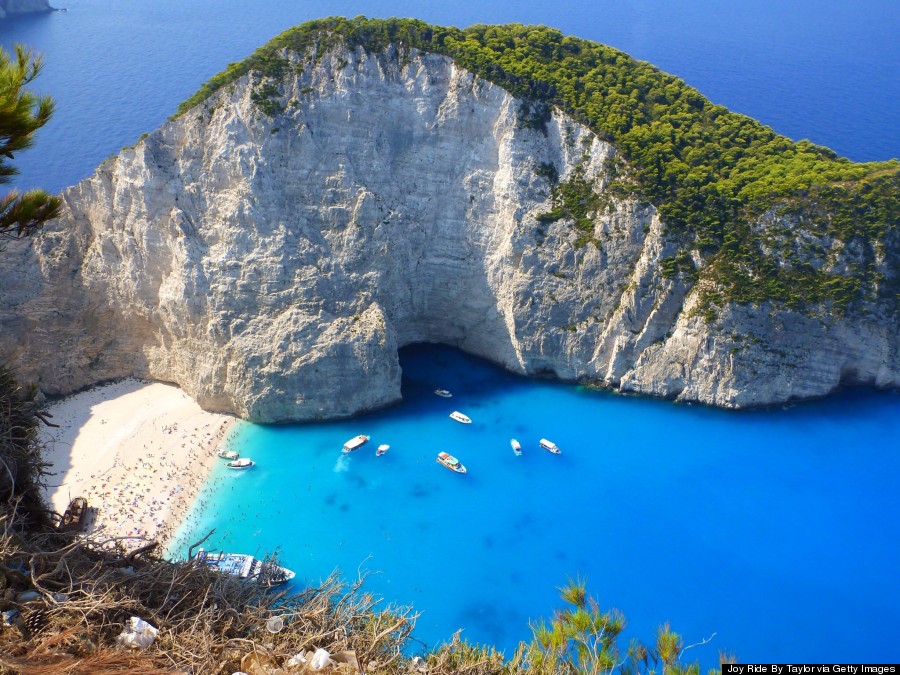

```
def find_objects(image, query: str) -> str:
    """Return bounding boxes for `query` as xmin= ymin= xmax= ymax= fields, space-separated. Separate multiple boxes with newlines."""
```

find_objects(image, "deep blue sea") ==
xmin=3 ymin=0 xmax=900 ymax=666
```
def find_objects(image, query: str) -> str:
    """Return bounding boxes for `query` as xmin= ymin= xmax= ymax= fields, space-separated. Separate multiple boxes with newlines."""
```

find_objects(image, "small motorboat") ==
xmin=342 ymin=434 xmax=370 ymax=453
xmin=217 ymin=449 xmax=239 ymax=460
xmin=434 ymin=389 xmax=453 ymax=398
xmin=226 ymin=458 xmax=255 ymax=469
xmin=449 ymin=411 xmax=472 ymax=424
xmin=194 ymin=549 xmax=295 ymax=585
xmin=511 ymin=439 xmax=522 ymax=456
xmin=539 ymin=438 xmax=561 ymax=454
xmin=437 ymin=451 xmax=467 ymax=474
xmin=376 ymin=444 xmax=390 ymax=457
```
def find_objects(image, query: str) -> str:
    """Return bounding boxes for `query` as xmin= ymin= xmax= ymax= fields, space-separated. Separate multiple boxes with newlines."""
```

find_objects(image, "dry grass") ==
xmin=0 ymin=510 xmax=419 ymax=673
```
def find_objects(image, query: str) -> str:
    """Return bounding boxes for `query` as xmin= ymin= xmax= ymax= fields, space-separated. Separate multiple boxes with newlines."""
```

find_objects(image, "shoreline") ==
xmin=41 ymin=378 xmax=235 ymax=550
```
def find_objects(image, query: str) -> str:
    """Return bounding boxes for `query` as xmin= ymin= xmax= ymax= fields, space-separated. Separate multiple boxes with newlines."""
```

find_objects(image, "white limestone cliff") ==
xmin=1 ymin=45 xmax=897 ymax=421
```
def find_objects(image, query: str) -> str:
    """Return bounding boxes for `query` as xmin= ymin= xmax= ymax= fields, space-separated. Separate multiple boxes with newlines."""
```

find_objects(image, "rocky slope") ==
xmin=0 ymin=0 xmax=51 ymax=19
xmin=1 ymin=44 xmax=897 ymax=422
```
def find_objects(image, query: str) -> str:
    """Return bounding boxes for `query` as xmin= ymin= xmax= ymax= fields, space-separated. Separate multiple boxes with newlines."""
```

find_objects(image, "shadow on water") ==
xmin=409 ymin=483 xmax=434 ymax=499
xmin=456 ymin=601 xmax=512 ymax=648
xmin=397 ymin=344 xmax=527 ymax=409
xmin=1 ymin=9 xmax=55 ymax=35
xmin=398 ymin=342 xmax=900 ymax=424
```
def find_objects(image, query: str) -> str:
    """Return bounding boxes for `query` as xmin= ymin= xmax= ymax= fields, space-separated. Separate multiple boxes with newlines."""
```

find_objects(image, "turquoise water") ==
xmin=168 ymin=344 xmax=900 ymax=664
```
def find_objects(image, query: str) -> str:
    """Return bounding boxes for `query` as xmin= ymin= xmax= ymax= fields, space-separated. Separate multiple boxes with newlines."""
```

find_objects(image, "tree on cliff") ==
xmin=0 ymin=44 xmax=57 ymax=526
xmin=0 ymin=44 xmax=60 ymax=241
xmin=428 ymin=578 xmax=733 ymax=673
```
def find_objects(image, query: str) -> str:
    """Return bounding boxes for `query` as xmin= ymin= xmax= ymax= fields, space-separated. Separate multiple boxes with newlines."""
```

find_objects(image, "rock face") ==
xmin=0 ymin=0 xmax=51 ymax=19
xmin=1 ymin=45 xmax=897 ymax=421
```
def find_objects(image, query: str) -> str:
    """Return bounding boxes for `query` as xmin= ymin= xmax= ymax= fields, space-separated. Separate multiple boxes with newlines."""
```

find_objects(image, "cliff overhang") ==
xmin=0 ymin=20 xmax=897 ymax=421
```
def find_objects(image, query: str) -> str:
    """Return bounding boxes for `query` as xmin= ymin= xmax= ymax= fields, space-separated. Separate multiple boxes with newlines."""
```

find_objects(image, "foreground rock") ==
xmin=0 ymin=44 xmax=897 ymax=421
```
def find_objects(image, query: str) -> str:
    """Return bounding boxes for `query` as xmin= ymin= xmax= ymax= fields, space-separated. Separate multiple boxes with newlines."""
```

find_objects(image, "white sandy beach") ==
xmin=41 ymin=379 xmax=234 ymax=547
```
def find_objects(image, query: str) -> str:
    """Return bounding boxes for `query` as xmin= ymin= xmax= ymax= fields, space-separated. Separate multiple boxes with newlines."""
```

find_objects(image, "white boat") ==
xmin=217 ymin=449 xmax=239 ymax=460
xmin=226 ymin=458 xmax=255 ymax=469
xmin=376 ymin=444 xmax=390 ymax=457
xmin=434 ymin=389 xmax=453 ymax=398
xmin=342 ymin=434 xmax=370 ymax=453
xmin=449 ymin=411 xmax=472 ymax=424
xmin=539 ymin=438 xmax=561 ymax=454
xmin=437 ymin=451 xmax=467 ymax=474
xmin=511 ymin=439 xmax=522 ymax=456
xmin=194 ymin=549 xmax=295 ymax=585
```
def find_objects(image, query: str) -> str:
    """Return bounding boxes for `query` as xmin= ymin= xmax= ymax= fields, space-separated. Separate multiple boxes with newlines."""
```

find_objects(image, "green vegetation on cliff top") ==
xmin=177 ymin=17 xmax=899 ymax=315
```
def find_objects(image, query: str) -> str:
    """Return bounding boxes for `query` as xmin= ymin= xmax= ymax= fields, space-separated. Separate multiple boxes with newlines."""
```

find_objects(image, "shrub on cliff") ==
xmin=177 ymin=17 xmax=900 ymax=316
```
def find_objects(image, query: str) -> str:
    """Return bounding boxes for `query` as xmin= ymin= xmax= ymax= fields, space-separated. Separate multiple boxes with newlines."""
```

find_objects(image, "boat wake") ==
xmin=333 ymin=455 xmax=351 ymax=473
